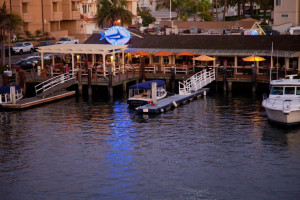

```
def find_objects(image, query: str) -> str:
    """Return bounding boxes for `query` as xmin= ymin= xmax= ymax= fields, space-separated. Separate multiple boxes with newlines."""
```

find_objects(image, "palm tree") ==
xmin=156 ymin=0 xmax=191 ymax=21
xmin=96 ymin=0 xmax=132 ymax=28
xmin=188 ymin=0 xmax=213 ymax=21
xmin=257 ymin=0 xmax=273 ymax=19
xmin=0 ymin=2 xmax=23 ymax=66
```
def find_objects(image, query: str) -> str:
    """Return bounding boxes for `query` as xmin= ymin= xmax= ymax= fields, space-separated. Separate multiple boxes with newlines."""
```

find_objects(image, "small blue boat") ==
xmin=127 ymin=80 xmax=167 ymax=107
xmin=0 ymin=85 xmax=23 ymax=104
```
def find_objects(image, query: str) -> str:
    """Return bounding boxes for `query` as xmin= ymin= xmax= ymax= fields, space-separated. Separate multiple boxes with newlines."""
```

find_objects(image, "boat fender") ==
xmin=173 ymin=101 xmax=178 ymax=107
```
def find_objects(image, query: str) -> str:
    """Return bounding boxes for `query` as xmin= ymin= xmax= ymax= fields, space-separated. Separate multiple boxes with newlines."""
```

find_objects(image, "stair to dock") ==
xmin=178 ymin=69 xmax=215 ymax=95
xmin=35 ymin=73 xmax=77 ymax=98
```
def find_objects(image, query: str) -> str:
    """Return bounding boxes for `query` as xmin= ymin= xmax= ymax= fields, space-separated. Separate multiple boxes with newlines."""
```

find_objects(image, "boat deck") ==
xmin=136 ymin=88 xmax=209 ymax=114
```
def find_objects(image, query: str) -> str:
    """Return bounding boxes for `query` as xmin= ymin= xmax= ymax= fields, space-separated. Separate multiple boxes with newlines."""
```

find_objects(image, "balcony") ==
xmin=22 ymin=13 xmax=32 ymax=22
xmin=72 ymin=11 xmax=80 ymax=20
xmin=52 ymin=12 xmax=63 ymax=21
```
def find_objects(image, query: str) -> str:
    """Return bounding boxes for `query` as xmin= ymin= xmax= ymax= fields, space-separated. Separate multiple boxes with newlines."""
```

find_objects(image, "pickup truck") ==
xmin=56 ymin=37 xmax=79 ymax=44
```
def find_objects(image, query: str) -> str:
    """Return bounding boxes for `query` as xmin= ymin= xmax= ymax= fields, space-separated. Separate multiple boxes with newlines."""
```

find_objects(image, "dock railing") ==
xmin=179 ymin=69 xmax=215 ymax=95
xmin=35 ymin=73 xmax=76 ymax=96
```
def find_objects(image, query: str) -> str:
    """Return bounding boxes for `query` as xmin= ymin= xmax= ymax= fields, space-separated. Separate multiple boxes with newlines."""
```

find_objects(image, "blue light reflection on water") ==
xmin=0 ymin=93 xmax=300 ymax=200
xmin=100 ymin=101 xmax=137 ymax=199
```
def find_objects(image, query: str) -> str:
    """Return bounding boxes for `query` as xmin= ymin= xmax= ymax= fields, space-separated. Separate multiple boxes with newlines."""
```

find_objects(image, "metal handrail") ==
xmin=35 ymin=73 xmax=76 ymax=96
xmin=179 ymin=69 xmax=215 ymax=95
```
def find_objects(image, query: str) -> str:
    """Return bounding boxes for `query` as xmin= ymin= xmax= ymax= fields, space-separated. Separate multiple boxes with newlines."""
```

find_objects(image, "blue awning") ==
xmin=0 ymin=85 xmax=21 ymax=94
xmin=129 ymin=80 xmax=165 ymax=90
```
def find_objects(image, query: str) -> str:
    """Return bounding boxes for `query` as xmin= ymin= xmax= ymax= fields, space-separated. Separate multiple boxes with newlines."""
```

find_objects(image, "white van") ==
xmin=288 ymin=26 xmax=300 ymax=35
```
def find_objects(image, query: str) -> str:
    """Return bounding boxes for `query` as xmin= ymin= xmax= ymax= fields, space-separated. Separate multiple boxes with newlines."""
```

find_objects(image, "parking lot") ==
xmin=5 ymin=51 xmax=40 ymax=65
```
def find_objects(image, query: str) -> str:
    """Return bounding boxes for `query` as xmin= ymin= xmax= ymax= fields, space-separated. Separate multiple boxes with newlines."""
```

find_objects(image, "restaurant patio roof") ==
xmin=38 ymin=44 xmax=128 ymax=54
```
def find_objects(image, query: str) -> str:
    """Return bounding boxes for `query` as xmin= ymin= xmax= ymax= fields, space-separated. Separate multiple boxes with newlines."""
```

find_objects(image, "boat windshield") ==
xmin=284 ymin=87 xmax=295 ymax=95
xmin=270 ymin=86 xmax=283 ymax=95
xmin=297 ymin=87 xmax=300 ymax=95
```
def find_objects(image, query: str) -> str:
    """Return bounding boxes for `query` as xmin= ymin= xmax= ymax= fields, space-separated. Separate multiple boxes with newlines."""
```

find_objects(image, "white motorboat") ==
xmin=262 ymin=75 xmax=300 ymax=124
xmin=127 ymin=80 xmax=167 ymax=107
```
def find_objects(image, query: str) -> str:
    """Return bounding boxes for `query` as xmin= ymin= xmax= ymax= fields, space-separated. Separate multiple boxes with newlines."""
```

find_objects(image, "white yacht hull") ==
xmin=264 ymin=108 xmax=300 ymax=124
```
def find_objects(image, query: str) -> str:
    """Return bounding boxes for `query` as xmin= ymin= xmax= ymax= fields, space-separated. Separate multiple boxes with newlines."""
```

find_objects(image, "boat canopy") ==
xmin=129 ymin=80 xmax=165 ymax=90
xmin=0 ymin=85 xmax=21 ymax=94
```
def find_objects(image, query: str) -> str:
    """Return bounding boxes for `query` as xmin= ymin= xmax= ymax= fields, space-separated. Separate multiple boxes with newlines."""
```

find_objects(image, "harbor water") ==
xmin=0 ymin=90 xmax=300 ymax=200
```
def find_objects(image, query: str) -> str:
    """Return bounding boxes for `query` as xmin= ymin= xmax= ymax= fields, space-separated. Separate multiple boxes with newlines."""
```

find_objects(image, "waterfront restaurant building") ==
xmin=84 ymin=34 xmax=300 ymax=75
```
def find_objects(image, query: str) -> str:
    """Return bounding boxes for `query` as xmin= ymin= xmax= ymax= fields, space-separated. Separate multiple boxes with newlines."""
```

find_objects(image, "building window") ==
xmin=281 ymin=14 xmax=288 ymax=18
xmin=22 ymin=3 xmax=28 ymax=13
xmin=72 ymin=2 xmax=77 ymax=11
xmin=83 ymin=5 xmax=87 ymax=14
xmin=153 ymin=56 xmax=159 ymax=63
xmin=163 ymin=56 xmax=169 ymax=64
xmin=53 ymin=2 xmax=58 ymax=12
xmin=276 ymin=0 xmax=281 ymax=6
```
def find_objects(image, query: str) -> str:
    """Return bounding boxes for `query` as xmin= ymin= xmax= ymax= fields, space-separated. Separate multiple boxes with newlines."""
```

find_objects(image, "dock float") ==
xmin=136 ymin=88 xmax=209 ymax=114
xmin=0 ymin=91 xmax=76 ymax=110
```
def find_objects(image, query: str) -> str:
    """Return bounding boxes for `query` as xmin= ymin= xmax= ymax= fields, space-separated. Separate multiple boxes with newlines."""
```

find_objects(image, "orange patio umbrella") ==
xmin=242 ymin=55 xmax=266 ymax=62
xmin=131 ymin=50 xmax=151 ymax=56
xmin=193 ymin=55 xmax=216 ymax=61
xmin=154 ymin=51 xmax=174 ymax=56
xmin=176 ymin=51 xmax=197 ymax=56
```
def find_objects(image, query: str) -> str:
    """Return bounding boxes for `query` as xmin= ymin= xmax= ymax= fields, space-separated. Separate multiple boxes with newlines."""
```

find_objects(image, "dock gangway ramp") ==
xmin=35 ymin=73 xmax=77 ymax=98
xmin=178 ymin=69 xmax=215 ymax=95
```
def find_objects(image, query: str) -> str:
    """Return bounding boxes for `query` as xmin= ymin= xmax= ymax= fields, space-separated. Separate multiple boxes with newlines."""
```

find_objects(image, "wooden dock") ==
xmin=0 ymin=90 xmax=76 ymax=110
xmin=136 ymin=88 xmax=210 ymax=114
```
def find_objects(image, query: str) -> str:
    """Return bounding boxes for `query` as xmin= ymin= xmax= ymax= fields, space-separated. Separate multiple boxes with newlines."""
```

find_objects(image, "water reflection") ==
xmin=101 ymin=101 xmax=137 ymax=199
xmin=0 ymin=92 xmax=299 ymax=199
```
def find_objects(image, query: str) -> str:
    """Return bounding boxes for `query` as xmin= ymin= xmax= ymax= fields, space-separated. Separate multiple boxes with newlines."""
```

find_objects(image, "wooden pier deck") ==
xmin=136 ymin=88 xmax=210 ymax=114
xmin=0 ymin=90 xmax=76 ymax=110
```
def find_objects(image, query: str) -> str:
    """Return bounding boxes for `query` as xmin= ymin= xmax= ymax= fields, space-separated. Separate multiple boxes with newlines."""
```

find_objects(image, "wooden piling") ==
xmin=108 ymin=65 xmax=113 ymax=98
xmin=19 ymin=70 xmax=26 ymax=96
xmin=141 ymin=57 xmax=146 ymax=81
xmin=2 ymin=74 xmax=8 ymax=86
xmin=151 ymin=82 xmax=157 ymax=104
xmin=251 ymin=64 xmax=257 ymax=93
xmin=223 ymin=60 xmax=227 ymax=91
xmin=171 ymin=66 xmax=175 ymax=94
xmin=88 ymin=68 xmax=92 ymax=97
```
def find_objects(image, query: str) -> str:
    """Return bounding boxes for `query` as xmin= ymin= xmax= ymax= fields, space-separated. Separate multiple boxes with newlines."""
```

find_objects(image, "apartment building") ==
xmin=273 ymin=0 xmax=300 ymax=27
xmin=0 ymin=0 xmax=81 ymax=36
xmin=1 ymin=0 xmax=138 ymax=39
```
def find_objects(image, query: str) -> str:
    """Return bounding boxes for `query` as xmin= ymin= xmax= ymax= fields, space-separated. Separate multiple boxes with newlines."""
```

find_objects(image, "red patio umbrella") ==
xmin=131 ymin=50 xmax=151 ymax=56
xmin=154 ymin=51 xmax=174 ymax=56
xmin=176 ymin=51 xmax=197 ymax=56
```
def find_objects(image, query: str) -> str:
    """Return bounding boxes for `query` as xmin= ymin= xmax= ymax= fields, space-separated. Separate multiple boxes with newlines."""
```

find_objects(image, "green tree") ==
xmin=156 ymin=0 xmax=192 ymax=20
xmin=138 ymin=9 xmax=156 ymax=27
xmin=0 ymin=2 xmax=23 ymax=65
xmin=257 ymin=0 xmax=273 ymax=19
xmin=188 ymin=0 xmax=213 ymax=21
xmin=96 ymin=0 xmax=132 ymax=28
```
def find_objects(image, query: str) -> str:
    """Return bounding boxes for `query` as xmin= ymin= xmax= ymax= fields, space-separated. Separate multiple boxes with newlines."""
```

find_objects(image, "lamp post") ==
xmin=41 ymin=0 xmax=44 ymax=34
xmin=170 ymin=0 xmax=172 ymax=21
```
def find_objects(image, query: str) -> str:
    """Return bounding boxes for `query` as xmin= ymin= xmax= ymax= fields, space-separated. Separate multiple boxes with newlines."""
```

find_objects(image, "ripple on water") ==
xmin=0 ymin=94 xmax=300 ymax=199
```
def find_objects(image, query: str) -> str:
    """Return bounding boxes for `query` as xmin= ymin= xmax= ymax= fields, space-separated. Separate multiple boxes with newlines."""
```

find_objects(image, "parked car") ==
xmin=56 ymin=37 xmax=79 ymax=44
xmin=0 ymin=45 xmax=15 ymax=56
xmin=13 ymin=42 xmax=34 ymax=54
xmin=15 ymin=59 xmax=37 ymax=70
xmin=34 ymin=41 xmax=54 ymax=51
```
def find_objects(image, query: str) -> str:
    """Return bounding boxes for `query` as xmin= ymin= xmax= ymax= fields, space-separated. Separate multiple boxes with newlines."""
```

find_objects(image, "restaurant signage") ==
xmin=100 ymin=26 xmax=131 ymax=45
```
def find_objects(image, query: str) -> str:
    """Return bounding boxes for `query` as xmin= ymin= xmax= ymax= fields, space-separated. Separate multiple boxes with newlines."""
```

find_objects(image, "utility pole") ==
xmin=41 ymin=0 xmax=44 ymax=34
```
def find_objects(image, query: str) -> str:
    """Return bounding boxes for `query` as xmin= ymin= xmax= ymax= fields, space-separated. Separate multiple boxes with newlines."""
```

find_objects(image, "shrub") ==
xmin=35 ymin=29 xmax=42 ymax=37
xmin=25 ymin=31 xmax=32 ymax=38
